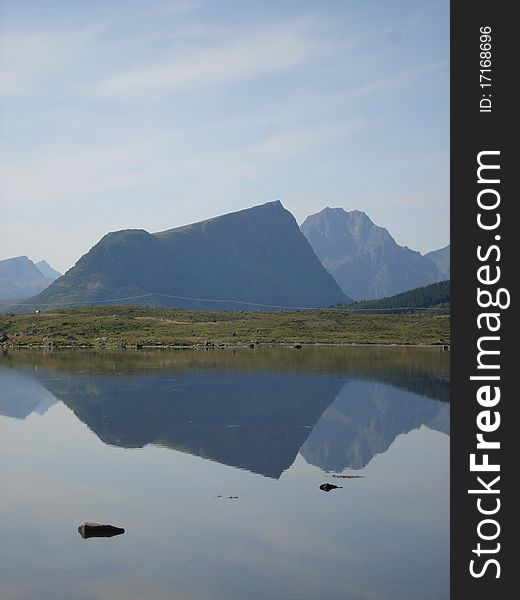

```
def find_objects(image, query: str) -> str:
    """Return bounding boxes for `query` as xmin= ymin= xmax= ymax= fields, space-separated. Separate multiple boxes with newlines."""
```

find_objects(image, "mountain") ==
xmin=0 ymin=256 xmax=55 ymax=300
xmin=21 ymin=201 xmax=348 ymax=311
xmin=300 ymin=379 xmax=449 ymax=472
xmin=350 ymin=280 xmax=450 ymax=310
xmin=3 ymin=362 xmax=448 ymax=477
xmin=425 ymin=244 xmax=450 ymax=280
xmin=3 ymin=346 xmax=449 ymax=477
xmin=0 ymin=370 xmax=57 ymax=419
xmin=35 ymin=260 xmax=62 ymax=281
xmin=300 ymin=208 xmax=443 ymax=300
xmin=33 ymin=370 xmax=344 ymax=479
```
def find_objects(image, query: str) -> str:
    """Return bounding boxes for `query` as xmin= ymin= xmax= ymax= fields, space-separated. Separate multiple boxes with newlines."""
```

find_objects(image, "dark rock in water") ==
xmin=78 ymin=522 xmax=125 ymax=539
xmin=319 ymin=483 xmax=342 ymax=492
xmin=294 ymin=344 xmax=302 ymax=349
xmin=0 ymin=333 xmax=9 ymax=343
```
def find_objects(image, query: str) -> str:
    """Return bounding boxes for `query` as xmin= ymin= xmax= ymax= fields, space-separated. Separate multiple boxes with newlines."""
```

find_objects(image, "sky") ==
xmin=0 ymin=0 xmax=449 ymax=273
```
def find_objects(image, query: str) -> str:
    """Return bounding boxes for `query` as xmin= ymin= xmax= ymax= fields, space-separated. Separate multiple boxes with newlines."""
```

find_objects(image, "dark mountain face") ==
xmin=0 ymin=256 xmax=55 ymax=300
xmin=426 ymin=244 xmax=450 ymax=280
xmin=24 ymin=201 xmax=347 ymax=311
xmin=300 ymin=208 xmax=442 ymax=300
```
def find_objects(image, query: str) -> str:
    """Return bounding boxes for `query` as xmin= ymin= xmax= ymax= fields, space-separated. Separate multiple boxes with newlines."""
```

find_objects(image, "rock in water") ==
xmin=78 ymin=522 xmax=125 ymax=539
xmin=319 ymin=483 xmax=343 ymax=492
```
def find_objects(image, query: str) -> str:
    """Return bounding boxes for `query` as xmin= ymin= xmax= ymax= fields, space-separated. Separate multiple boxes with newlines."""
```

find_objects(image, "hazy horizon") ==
xmin=0 ymin=0 xmax=449 ymax=273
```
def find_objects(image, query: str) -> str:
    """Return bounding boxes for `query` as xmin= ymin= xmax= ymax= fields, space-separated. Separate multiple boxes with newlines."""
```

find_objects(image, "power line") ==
xmin=0 ymin=292 xmax=317 ymax=311
xmin=0 ymin=290 xmax=449 ymax=313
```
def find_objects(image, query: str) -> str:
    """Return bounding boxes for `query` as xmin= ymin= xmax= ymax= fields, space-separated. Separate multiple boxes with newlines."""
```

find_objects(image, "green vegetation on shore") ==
xmin=346 ymin=280 xmax=450 ymax=311
xmin=0 ymin=305 xmax=450 ymax=347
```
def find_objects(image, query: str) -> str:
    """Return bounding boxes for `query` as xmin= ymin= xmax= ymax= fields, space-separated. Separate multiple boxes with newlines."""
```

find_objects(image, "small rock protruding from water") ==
xmin=78 ymin=522 xmax=125 ymax=539
xmin=294 ymin=344 xmax=302 ymax=349
xmin=319 ymin=483 xmax=343 ymax=492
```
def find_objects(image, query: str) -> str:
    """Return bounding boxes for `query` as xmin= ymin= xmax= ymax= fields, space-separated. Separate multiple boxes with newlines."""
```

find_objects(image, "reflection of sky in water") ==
xmin=0 ymin=351 xmax=449 ymax=600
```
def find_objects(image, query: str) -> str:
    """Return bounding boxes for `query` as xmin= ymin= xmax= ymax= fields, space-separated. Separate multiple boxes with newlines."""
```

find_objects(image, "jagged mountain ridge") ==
xmin=301 ymin=207 xmax=445 ymax=300
xmin=425 ymin=244 xmax=450 ymax=280
xmin=300 ymin=379 xmax=449 ymax=472
xmin=21 ymin=201 xmax=348 ymax=311
xmin=0 ymin=256 xmax=60 ymax=300
xmin=35 ymin=260 xmax=62 ymax=280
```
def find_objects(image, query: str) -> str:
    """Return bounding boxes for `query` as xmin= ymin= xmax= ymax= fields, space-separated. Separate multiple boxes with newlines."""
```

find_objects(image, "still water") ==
xmin=0 ymin=347 xmax=449 ymax=600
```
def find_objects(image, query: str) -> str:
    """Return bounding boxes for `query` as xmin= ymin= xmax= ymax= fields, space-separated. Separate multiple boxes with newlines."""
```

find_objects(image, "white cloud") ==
xmin=0 ymin=140 xmax=161 ymax=210
xmin=253 ymin=121 xmax=360 ymax=162
xmin=92 ymin=19 xmax=329 ymax=99
xmin=0 ymin=115 xmax=359 ymax=219
xmin=338 ymin=61 xmax=448 ymax=103
xmin=0 ymin=30 xmax=87 ymax=96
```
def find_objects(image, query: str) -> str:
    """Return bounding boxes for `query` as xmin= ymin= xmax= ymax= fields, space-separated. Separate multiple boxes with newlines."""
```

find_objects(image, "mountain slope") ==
xmin=38 ymin=370 xmax=342 ymax=479
xmin=0 ymin=256 xmax=55 ymax=300
xmin=23 ymin=201 xmax=348 ymax=311
xmin=301 ymin=208 xmax=442 ymax=300
xmin=36 ymin=260 xmax=62 ymax=280
xmin=300 ymin=379 xmax=448 ymax=471
xmin=425 ymin=244 xmax=450 ymax=280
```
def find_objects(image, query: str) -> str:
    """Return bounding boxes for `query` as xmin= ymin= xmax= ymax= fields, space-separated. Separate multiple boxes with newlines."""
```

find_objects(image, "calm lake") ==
xmin=0 ymin=347 xmax=449 ymax=600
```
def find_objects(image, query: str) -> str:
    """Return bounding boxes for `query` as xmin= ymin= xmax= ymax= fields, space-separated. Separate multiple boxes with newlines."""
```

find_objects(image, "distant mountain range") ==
xmin=35 ymin=260 xmax=62 ymax=280
xmin=19 ymin=201 xmax=348 ymax=311
xmin=0 ymin=256 xmax=61 ymax=300
xmin=425 ymin=245 xmax=450 ymax=280
xmin=301 ymin=208 xmax=449 ymax=300
xmin=5 ymin=202 xmax=449 ymax=311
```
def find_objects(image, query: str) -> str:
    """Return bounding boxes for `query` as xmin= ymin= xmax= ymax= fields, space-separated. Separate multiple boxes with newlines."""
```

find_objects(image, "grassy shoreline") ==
xmin=0 ymin=305 xmax=450 ymax=349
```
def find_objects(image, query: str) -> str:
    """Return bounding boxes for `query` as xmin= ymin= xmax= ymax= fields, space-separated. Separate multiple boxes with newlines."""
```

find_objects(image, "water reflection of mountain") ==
xmin=0 ymin=346 xmax=449 ymax=403
xmin=0 ymin=369 xmax=57 ymax=419
xmin=0 ymin=348 xmax=450 ymax=477
xmin=300 ymin=380 xmax=449 ymax=472
xmin=40 ymin=372 xmax=344 ymax=479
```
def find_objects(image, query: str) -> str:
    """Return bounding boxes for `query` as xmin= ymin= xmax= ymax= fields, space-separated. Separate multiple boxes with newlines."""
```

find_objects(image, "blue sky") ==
xmin=0 ymin=0 xmax=449 ymax=273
